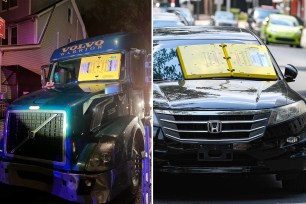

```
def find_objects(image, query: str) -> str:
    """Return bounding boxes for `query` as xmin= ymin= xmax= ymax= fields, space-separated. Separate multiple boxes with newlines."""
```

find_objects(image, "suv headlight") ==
xmin=268 ymin=100 xmax=306 ymax=125
xmin=153 ymin=111 xmax=160 ymax=126
xmin=86 ymin=137 xmax=115 ymax=172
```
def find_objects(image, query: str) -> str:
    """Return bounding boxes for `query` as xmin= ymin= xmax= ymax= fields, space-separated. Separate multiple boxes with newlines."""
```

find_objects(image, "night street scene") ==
xmin=153 ymin=0 xmax=306 ymax=204
xmin=0 ymin=0 xmax=151 ymax=204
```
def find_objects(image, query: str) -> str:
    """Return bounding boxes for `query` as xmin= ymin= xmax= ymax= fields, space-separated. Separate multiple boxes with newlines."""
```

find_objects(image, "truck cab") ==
xmin=0 ymin=32 xmax=148 ymax=203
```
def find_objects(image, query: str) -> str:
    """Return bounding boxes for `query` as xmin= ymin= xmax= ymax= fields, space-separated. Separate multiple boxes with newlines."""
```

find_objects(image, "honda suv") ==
xmin=153 ymin=26 xmax=306 ymax=191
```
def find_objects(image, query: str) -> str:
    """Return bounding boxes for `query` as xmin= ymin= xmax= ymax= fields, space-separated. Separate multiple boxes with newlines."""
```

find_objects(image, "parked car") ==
xmin=260 ymin=14 xmax=303 ymax=48
xmin=166 ymin=7 xmax=195 ymax=26
xmin=210 ymin=11 xmax=238 ymax=27
xmin=153 ymin=13 xmax=187 ymax=28
xmin=153 ymin=26 xmax=306 ymax=192
xmin=248 ymin=7 xmax=281 ymax=35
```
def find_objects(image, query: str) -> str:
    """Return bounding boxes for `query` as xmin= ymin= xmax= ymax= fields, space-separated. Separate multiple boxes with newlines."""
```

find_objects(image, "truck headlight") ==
xmin=86 ymin=138 xmax=115 ymax=172
xmin=268 ymin=100 xmax=306 ymax=125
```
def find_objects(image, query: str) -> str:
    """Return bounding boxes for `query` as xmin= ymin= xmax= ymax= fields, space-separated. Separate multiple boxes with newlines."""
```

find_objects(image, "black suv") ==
xmin=153 ymin=26 xmax=306 ymax=191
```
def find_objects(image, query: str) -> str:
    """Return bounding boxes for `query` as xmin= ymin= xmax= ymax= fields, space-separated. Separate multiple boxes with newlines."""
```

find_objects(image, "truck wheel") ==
xmin=128 ymin=136 xmax=143 ymax=200
xmin=282 ymin=171 xmax=306 ymax=192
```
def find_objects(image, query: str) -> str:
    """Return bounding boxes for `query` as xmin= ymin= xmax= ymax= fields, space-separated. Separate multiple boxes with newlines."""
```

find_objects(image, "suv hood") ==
xmin=153 ymin=79 xmax=301 ymax=110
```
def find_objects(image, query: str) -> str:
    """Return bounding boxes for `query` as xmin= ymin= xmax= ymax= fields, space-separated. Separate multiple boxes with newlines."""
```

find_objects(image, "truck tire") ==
xmin=282 ymin=171 xmax=306 ymax=192
xmin=127 ymin=135 xmax=143 ymax=202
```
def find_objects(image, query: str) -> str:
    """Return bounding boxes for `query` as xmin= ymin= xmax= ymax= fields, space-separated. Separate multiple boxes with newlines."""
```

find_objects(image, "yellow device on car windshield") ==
xmin=177 ymin=44 xmax=277 ymax=80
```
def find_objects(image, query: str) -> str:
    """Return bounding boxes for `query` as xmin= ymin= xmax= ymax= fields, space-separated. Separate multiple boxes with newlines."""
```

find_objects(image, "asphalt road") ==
xmin=154 ymin=45 xmax=306 ymax=204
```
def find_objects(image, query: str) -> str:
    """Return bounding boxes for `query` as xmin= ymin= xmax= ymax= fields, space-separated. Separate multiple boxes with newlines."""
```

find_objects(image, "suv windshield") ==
xmin=215 ymin=11 xmax=234 ymax=20
xmin=254 ymin=9 xmax=280 ymax=20
xmin=50 ymin=53 xmax=124 ymax=84
xmin=153 ymin=39 xmax=276 ymax=81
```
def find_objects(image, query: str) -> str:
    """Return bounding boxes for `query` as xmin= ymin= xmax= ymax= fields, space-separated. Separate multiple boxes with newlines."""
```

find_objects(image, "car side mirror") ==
xmin=41 ymin=64 xmax=50 ymax=87
xmin=284 ymin=64 xmax=298 ymax=82
xmin=130 ymin=48 xmax=147 ymax=89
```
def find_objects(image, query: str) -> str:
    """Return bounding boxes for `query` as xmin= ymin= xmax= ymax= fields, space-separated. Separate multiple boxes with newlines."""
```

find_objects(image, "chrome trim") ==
xmin=4 ymin=110 xmax=67 ymax=166
xmin=155 ymin=109 xmax=271 ymax=115
xmin=222 ymin=126 xmax=265 ymax=133
xmin=164 ymin=127 xmax=208 ymax=133
xmin=156 ymin=109 xmax=270 ymax=142
xmin=164 ymin=126 xmax=265 ymax=133
xmin=165 ymin=133 xmax=264 ymax=143
xmin=160 ymin=117 xmax=268 ymax=124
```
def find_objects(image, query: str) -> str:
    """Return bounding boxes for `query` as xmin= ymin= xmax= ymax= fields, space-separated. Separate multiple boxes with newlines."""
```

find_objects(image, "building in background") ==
xmin=290 ymin=0 xmax=305 ymax=23
xmin=0 ymin=0 xmax=86 ymax=101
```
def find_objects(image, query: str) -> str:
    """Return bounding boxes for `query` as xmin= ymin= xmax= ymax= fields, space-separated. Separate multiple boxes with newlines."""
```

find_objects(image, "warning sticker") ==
xmin=249 ymin=51 xmax=271 ymax=67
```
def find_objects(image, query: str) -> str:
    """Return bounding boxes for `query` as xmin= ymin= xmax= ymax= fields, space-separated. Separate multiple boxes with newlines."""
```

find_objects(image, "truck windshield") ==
xmin=153 ymin=39 xmax=277 ymax=81
xmin=50 ymin=52 xmax=124 ymax=84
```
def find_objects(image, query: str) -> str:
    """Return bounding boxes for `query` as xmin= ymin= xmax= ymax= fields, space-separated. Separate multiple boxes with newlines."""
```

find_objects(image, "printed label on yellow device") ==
xmin=78 ymin=53 xmax=121 ymax=81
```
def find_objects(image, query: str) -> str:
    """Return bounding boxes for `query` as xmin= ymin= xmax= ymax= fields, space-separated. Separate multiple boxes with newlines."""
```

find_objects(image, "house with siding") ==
xmin=0 ymin=0 xmax=87 ymax=101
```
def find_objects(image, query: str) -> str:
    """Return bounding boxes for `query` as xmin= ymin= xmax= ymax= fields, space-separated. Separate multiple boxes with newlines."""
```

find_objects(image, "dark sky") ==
xmin=76 ymin=0 xmax=151 ymax=51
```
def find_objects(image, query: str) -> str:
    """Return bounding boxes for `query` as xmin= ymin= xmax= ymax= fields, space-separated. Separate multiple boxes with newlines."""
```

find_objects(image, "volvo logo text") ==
xmin=207 ymin=120 xmax=222 ymax=133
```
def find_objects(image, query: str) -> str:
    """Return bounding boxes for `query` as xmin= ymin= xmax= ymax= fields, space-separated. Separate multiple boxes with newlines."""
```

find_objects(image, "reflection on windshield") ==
xmin=254 ymin=9 xmax=279 ymax=20
xmin=270 ymin=18 xmax=298 ymax=27
xmin=52 ymin=58 xmax=81 ymax=84
xmin=215 ymin=12 xmax=234 ymax=20
xmin=153 ymin=20 xmax=185 ymax=28
xmin=153 ymin=48 xmax=183 ymax=80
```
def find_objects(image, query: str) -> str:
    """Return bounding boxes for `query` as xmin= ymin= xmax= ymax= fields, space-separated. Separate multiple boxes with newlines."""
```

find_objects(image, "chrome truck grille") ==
xmin=5 ymin=111 xmax=66 ymax=164
xmin=155 ymin=110 xmax=270 ymax=142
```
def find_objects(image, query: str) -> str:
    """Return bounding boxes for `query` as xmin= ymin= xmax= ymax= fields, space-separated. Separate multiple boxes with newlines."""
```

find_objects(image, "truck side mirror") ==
xmin=41 ymin=64 xmax=50 ymax=87
xmin=130 ymin=49 xmax=147 ymax=89
xmin=284 ymin=64 xmax=298 ymax=82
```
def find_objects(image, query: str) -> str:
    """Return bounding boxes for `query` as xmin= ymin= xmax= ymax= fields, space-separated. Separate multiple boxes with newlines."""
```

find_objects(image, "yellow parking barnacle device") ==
xmin=177 ymin=44 xmax=277 ymax=80
xmin=177 ymin=44 xmax=230 ymax=79
xmin=78 ymin=53 xmax=121 ymax=81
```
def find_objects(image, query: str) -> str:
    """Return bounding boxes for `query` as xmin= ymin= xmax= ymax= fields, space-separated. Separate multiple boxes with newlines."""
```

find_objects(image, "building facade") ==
xmin=0 ymin=0 xmax=86 ymax=100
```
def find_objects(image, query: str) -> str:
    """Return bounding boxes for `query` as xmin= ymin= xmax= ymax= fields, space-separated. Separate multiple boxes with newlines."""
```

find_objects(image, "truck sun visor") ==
xmin=176 ymin=44 xmax=277 ymax=80
xmin=78 ymin=53 xmax=121 ymax=81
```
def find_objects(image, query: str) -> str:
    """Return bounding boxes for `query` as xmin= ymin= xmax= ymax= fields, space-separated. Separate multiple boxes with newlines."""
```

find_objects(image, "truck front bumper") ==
xmin=0 ymin=161 xmax=119 ymax=203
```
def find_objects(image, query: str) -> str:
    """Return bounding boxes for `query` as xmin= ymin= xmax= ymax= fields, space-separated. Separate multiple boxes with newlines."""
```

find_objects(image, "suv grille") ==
xmin=5 ymin=111 xmax=66 ymax=163
xmin=156 ymin=110 xmax=270 ymax=142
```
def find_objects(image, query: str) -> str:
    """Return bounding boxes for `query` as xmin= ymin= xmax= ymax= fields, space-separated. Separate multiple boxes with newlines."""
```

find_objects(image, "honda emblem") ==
xmin=207 ymin=120 xmax=222 ymax=133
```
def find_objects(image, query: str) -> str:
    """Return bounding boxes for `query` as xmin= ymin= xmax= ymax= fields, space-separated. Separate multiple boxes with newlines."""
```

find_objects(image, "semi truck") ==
xmin=0 ymin=32 xmax=149 ymax=203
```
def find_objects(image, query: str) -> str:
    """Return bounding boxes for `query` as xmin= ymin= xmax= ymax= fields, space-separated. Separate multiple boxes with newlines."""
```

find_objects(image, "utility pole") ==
xmin=226 ymin=0 xmax=231 ymax=11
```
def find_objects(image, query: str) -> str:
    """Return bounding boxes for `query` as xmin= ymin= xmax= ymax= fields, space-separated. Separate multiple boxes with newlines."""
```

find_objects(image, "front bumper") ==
xmin=267 ymin=32 xmax=301 ymax=45
xmin=0 ymin=161 xmax=125 ymax=203
xmin=154 ymin=114 xmax=306 ymax=174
